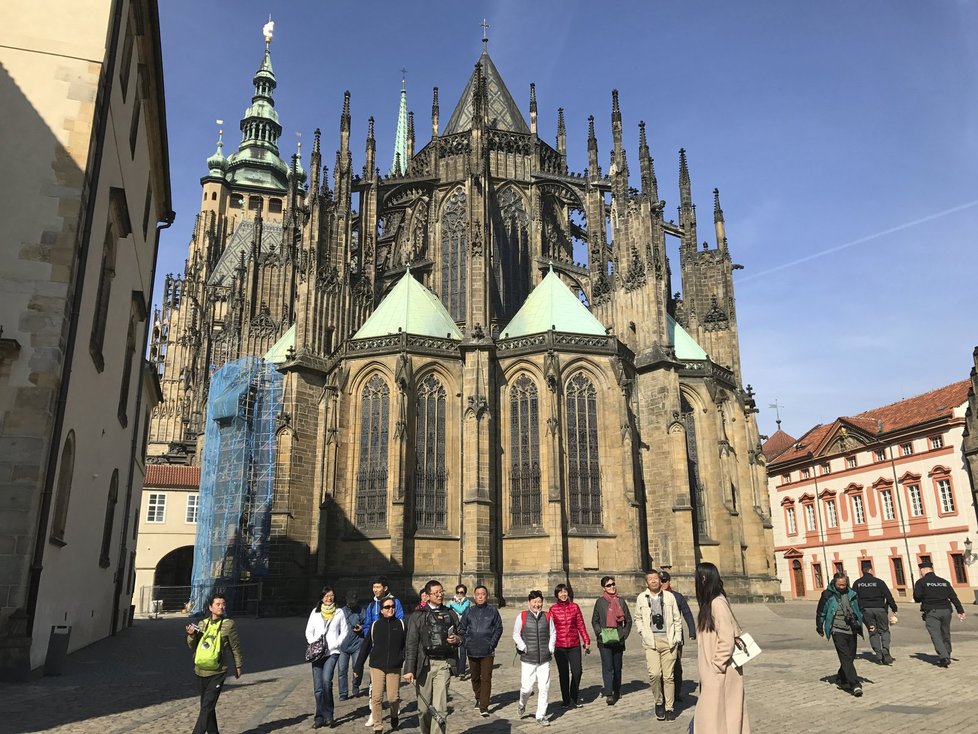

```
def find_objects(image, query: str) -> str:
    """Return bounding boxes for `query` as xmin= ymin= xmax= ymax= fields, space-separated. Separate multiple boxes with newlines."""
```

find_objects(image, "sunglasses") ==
xmin=381 ymin=604 xmax=395 ymax=610
xmin=603 ymin=582 xmax=616 ymax=588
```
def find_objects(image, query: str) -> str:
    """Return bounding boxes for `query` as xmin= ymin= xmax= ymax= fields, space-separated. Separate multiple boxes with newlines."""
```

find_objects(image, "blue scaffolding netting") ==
xmin=189 ymin=356 xmax=282 ymax=613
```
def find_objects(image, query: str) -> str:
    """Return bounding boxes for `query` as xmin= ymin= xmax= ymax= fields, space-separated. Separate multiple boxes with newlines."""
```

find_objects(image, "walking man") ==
xmin=338 ymin=590 xmax=365 ymax=699
xmin=658 ymin=571 xmax=696 ymax=701
xmin=361 ymin=576 xmax=404 ymax=727
xmin=851 ymin=562 xmax=897 ymax=665
xmin=513 ymin=590 xmax=557 ymax=727
xmin=404 ymin=580 xmax=462 ymax=734
xmin=185 ymin=593 xmax=243 ymax=734
xmin=458 ymin=585 xmax=503 ymax=717
xmin=635 ymin=570 xmax=683 ymax=721
xmin=913 ymin=559 xmax=966 ymax=667
xmin=816 ymin=572 xmax=865 ymax=696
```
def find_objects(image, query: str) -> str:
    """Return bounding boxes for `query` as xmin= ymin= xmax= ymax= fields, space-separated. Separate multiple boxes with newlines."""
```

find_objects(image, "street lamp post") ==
xmin=878 ymin=422 xmax=916 ymax=584
xmin=808 ymin=452 xmax=830 ymax=576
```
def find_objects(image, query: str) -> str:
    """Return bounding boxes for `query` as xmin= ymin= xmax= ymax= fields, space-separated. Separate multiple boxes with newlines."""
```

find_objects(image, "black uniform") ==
xmin=851 ymin=573 xmax=898 ymax=663
xmin=912 ymin=570 xmax=964 ymax=666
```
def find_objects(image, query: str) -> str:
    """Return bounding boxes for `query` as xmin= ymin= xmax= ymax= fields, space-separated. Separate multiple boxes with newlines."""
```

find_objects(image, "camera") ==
xmin=651 ymin=613 xmax=664 ymax=628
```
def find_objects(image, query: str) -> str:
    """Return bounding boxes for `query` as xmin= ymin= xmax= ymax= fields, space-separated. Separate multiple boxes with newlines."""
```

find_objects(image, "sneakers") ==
xmin=537 ymin=718 xmax=551 ymax=727
xmin=517 ymin=702 xmax=526 ymax=718
xmin=939 ymin=658 xmax=951 ymax=668
xmin=655 ymin=703 xmax=666 ymax=720
xmin=364 ymin=715 xmax=374 ymax=727
xmin=575 ymin=700 xmax=584 ymax=708
xmin=882 ymin=654 xmax=894 ymax=665
xmin=390 ymin=715 xmax=399 ymax=730
xmin=474 ymin=701 xmax=481 ymax=709
xmin=665 ymin=710 xmax=676 ymax=721
xmin=480 ymin=709 xmax=490 ymax=718
xmin=852 ymin=686 xmax=863 ymax=697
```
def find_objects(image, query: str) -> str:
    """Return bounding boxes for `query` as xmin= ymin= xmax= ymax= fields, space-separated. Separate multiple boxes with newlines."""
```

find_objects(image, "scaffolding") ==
xmin=189 ymin=357 xmax=282 ymax=613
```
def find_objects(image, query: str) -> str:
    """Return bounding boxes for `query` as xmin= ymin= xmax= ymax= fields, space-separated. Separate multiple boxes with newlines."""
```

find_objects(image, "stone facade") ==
xmin=149 ymin=33 xmax=779 ymax=609
xmin=0 ymin=0 xmax=170 ymax=676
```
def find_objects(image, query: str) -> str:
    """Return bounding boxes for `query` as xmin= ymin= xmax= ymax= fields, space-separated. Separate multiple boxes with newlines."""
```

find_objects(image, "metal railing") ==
xmin=137 ymin=582 xmax=263 ymax=617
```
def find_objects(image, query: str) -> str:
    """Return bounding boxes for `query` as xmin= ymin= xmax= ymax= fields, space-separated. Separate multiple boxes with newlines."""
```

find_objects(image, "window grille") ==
xmin=509 ymin=375 xmax=541 ymax=527
xmin=356 ymin=375 xmax=390 ymax=529
xmin=566 ymin=374 xmax=601 ymax=527
xmin=415 ymin=375 xmax=447 ymax=529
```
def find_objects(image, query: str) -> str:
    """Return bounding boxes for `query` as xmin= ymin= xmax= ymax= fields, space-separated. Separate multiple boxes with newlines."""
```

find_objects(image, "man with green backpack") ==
xmin=185 ymin=592 xmax=244 ymax=734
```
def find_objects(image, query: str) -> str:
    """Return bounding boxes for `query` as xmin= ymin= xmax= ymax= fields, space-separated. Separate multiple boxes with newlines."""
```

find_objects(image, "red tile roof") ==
xmin=769 ymin=380 xmax=970 ymax=466
xmin=145 ymin=464 xmax=201 ymax=488
xmin=762 ymin=429 xmax=796 ymax=461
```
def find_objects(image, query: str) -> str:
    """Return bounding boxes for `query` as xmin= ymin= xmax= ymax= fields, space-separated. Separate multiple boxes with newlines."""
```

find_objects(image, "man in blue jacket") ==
xmin=362 ymin=576 xmax=405 ymax=634
xmin=458 ymin=585 xmax=503 ymax=717
xmin=816 ymin=572 xmax=865 ymax=697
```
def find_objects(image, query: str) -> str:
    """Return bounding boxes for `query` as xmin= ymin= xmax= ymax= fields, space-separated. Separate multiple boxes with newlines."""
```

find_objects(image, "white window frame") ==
xmin=938 ymin=479 xmax=955 ymax=514
xmin=874 ymin=449 xmax=886 ymax=463
xmin=930 ymin=435 xmax=943 ymax=450
xmin=804 ymin=504 xmax=816 ymax=531
xmin=880 ymin=489 xmax=895 ymax=521
xmin=852 ymin=494 xmax=865 ymax=524
xmin=907 ymin=484 xmax=924 ymax=516
xmin=901 ymin=442 xmax=913 ymax=456
xmin=185 ymin=493 xmax=199 ymax=524
xmin=846 ymin=456 xmax=857 ymax=469
xmin=146 ymin=493 xmax=166 ymax=523
xmin=825 ymin=499 xmax=838 ymax=528
xmin=821 ymin=462 xmax=831 ymax=475
xmin=786 ymin=506 xmax=797 ymax=535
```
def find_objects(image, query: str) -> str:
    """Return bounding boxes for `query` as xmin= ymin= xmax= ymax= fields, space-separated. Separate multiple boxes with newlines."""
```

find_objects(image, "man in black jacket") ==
xmin=404 ymin=580 xmax=461 ymax=734
xmin=659 ymin=571 xmax=696 ymax=702
xmin=913 ymin=560 xmax=966 ymax=667
xmin=851 ymin=563 xmax=898 ymax=665
xmin=458 ymin=585 xmax=503 ymax=717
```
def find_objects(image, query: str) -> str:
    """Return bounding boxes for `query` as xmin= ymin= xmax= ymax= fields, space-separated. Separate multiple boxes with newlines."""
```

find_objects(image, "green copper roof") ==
xmin=206 ymin=132 xmax=228 ymax=176
xmin=444 ymin=48 xmax=529 ymax=135
xmin=225 ymin=43 xmax=289 ymax=192
xmin=501 ymin=268 xmax=606 ymax=338
xmin=390 ymin=82 xmax=409 ymax=175
xmin=263 ymin=323 xmax=295 ymax=364
xmin=667 ymin=315 xmax=708 ymax=360
xmin=353 ymin=270 xmax=463 ymax=340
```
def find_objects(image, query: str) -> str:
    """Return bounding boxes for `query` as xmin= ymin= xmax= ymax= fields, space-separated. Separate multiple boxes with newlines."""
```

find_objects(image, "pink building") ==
xmin=765 ymin=381 xmax=977 ymax=602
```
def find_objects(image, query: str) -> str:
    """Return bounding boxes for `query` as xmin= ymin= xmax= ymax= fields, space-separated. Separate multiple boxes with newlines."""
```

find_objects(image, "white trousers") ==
xmin=519 ymin=660 xmax=551 ymax=720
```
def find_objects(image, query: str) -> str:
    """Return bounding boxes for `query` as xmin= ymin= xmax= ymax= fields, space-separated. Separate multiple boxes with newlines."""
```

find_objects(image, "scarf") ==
xmin=321 ymin=602 xmax=336 ymax=623
xmin=603 ymin=591 xmax=624 ymax=627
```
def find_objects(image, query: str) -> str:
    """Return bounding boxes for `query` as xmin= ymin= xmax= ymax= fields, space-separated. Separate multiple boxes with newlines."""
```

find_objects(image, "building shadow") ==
xmin=240 ymin=713 xmax=311 ymax=733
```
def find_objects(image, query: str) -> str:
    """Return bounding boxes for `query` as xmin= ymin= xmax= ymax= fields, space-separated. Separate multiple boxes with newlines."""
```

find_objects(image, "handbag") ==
xmin=729 ymin=603 xmax=761 ymax=667
xmin=599 ymin=627 xmax=621 ymax=645
xmin=305 ymin=615 xmax=332 ymax=662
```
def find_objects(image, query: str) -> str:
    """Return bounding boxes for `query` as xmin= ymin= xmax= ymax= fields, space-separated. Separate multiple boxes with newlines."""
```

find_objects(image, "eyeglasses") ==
xmin=381 ymin=605 xmax=395 ymax=610
xmin=603 ymin=582 xmax=616 ymax=588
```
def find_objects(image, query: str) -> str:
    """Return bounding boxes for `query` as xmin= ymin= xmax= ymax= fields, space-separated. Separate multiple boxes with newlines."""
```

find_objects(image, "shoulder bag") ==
xmin=728 ymin=603 xmax=761 ymax=667
xmin=305 ymin=615 xmax=332 ymax=663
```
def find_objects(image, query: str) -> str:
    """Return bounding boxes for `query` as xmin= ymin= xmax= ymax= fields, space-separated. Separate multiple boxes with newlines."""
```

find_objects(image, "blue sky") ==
xmin=156 ymin=1 xmax=978 ymax=439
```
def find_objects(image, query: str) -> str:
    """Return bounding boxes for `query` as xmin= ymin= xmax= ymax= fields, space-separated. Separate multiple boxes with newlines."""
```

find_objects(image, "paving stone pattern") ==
xmin=1 ymin=601 xmax=974 ymax=734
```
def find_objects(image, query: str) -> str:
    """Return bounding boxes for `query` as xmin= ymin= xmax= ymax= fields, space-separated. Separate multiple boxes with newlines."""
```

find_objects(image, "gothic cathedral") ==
xmin=148 ymin=29 xmax=780 ymax=604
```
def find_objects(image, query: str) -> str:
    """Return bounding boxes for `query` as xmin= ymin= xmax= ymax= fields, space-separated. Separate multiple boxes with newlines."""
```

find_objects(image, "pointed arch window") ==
xmin=99 ymin=469 xmax=119 ymax=568
xmin=681 ymin=394 xmax=709 ymax=539
xmin=356 ymin=375 xmax=390 ymax=530
xmin=440 ymin=189 xmax=467 ymax=321
xmin=566 ymin=373 xmax=601 ymax=527
xmin=492 ymin=187 xmax=530 ymax=323
xmin=415 ymin=375 xmax=447 ymax=530
xmin=510 ymin=375 xmax=541 ymax=527
xmin=50 ymin=430 xmax=76 ymax=546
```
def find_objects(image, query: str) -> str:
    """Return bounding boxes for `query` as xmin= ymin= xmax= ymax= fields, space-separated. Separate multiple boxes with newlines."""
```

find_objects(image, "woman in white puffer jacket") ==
xmin=306 ymin=586 xmax=350 ymax=728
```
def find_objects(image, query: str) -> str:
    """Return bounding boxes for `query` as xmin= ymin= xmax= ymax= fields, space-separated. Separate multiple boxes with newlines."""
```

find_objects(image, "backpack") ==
xmin=421 ymin=607 xmax=455 ymax=657
xmin=194 ymin=618 xmax=223 ymax=671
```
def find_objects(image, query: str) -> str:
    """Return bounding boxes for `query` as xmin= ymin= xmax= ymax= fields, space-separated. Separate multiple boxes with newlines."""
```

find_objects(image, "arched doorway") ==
xmin=155 ymin=545 xmax=194 ymax=587
xmin=791 ymin=559 xmax=806 ymax=598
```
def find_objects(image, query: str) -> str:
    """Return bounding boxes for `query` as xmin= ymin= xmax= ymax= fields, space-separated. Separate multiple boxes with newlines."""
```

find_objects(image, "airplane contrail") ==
xmin=738 ymin=199 xmax=978 ymax=283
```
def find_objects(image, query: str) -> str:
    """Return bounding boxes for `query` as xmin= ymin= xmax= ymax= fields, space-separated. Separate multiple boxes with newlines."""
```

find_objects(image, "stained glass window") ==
xmin=440 ymin=189 xmax=467 ymax=321
xmin=681 ymin=395 xmax=709 ymax=538
xmin=356 ymin=375 xmax=390 ymax=529
xmin=510 ymin=375 xmax=541 ymax=527
xmin=415 ymin=375 xmax=447 ymax=529
xmin=566 ymin=373 xmax=601 ymax=527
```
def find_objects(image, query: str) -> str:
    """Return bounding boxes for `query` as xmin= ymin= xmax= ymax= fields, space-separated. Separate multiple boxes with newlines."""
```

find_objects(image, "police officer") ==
xmin=912 ymin=559 xmax=966 ymax=668
xmin=851 ymin=562 xmax=898 ymax=665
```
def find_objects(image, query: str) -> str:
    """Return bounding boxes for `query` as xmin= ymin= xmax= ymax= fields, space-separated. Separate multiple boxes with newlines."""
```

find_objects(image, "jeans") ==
xmin=553 ymin=646 xmax=583 ymax=704
xmin=598 ymin=645 xmax=623 ymax=697
xmin=338 ymin=645 xmax=362 ymax=697
xmin=311 ymin=653 xmax=340 ymax=724
xmin=192 ymin=672 xmax=226 ymax=734
xmin=832 ymin=631 xmax=859 ymax=689
xmin=456 ymin=640 xmax=468 ymax=675
xmin=468 ymin=655 xmax=495 ymax=710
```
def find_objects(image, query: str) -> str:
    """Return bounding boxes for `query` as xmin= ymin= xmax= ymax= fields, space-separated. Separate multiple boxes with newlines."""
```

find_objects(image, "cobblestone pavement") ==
xmin=1 ymin=601 xmax=975 ymax=734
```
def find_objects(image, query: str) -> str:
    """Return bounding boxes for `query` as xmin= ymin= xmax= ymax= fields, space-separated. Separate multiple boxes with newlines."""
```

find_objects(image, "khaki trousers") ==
xmin=417 ymin=658 xmax=451 ymax=734
xmin=643 ymin=635 xmax=678 ymax=710
xmin=369 ymin=667 xmax=400 ymax=729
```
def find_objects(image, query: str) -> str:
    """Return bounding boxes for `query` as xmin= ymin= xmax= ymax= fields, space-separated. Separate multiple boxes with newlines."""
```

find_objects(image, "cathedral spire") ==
xmin=714 ymin=187 xmax=727 ymax=251
xmin=678 ymin=148 xmax=697 ymax=249
xmin=224 ymin=19 xmax=288 ymax=191
xmin=679 ymin=147 xmax=691 ymax=207
xmin=407 ymin=111 xmax=415 ymax=162
xmin=390 ymin=73 xmax=409 ymax=175
xmin=587 ymin=115 xmax=599 ymax=178
xmin=529 ymin=83 xmax=537 ymax=135
xmin=556 ymin=107 xmax=566 ymax=168
xmin=638 ymin=121 xmax=657 ymax=201
xmin=365 ymin=116 xmax=376 ymax=179
xmin=431 ymin=86 xmax=439 ymax=137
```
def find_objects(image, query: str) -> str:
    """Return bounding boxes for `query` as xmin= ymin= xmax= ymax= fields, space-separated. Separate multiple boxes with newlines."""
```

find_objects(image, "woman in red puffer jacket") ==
xmin=549 ymin=584 xmax=591 ymax=707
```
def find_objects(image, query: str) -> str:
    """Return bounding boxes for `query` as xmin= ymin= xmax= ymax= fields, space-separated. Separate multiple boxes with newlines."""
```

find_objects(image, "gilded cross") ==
xmin=481 ymin=18 xmax=490 ymax=43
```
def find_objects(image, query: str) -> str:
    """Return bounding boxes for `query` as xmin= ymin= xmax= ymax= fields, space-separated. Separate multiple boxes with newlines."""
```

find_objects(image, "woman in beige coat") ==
xmin=693 ymin=562 xmax=750 ymax=734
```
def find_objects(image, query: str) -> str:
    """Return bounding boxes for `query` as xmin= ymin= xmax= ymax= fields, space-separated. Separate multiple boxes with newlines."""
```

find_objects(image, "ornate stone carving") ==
xmin=250 ymin=302 xmax=278 ymax=338
xmin=704 ymin=295 xmax=729 ymax=331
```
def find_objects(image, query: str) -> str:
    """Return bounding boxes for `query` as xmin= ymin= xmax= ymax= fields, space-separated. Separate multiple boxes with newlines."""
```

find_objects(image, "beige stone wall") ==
xmin=0 ymin=0 xmax=170 ymax=671
xmin=132 ymin=484 xmax=197 ymax=607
